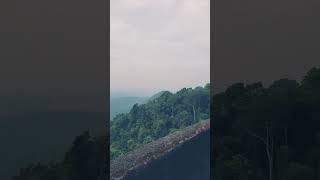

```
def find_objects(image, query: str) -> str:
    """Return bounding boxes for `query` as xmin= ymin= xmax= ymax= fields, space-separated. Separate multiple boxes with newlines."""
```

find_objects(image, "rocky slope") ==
xmin=110 ymin=119 xmax=210 ymax=180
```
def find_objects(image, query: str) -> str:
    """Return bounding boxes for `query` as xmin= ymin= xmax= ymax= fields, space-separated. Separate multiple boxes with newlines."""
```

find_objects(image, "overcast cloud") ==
xmin=111 ymin=0 xmax=210 ymax=96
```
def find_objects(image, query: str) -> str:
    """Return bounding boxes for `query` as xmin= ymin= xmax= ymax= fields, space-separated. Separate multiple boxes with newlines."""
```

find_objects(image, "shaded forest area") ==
xmin=0 ymin=111 xmax=106 ymax=180
xmin=12 ymin=132 xmax=107 ymax=180
xmin=213 ymin=67 xmax=320 ymax=180
xmin=110 ymin=84 xmax=210 ymax=159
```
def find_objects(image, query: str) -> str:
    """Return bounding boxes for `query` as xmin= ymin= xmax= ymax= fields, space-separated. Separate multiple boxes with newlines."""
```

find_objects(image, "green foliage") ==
xmin=213 ymin=67 xmax=320 ymax=180
xmin=110 ymin=84 xmax=210 ymax=159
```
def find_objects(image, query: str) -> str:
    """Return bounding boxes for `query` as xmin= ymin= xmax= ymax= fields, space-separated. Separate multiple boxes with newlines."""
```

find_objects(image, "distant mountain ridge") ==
xmin=147 ymin=91 xmax=166 ymax=102
xmin=110 ymin=96 xmax=148 ymax=120
xmin=110 ymin=91 xmax=167 ymax=120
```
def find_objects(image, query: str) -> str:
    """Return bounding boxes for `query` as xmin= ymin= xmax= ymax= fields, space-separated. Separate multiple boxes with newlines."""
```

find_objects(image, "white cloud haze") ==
xmin=111 ymin=0 xmax=210 ymax=96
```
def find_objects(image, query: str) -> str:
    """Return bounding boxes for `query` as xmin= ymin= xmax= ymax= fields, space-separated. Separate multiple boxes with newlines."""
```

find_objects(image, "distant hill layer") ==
xmin=147 ymin=91 xmax=166 ymax=101
xmin=110 ymin=91 xmax=166 ymax=120
xmin=110 ymin=97 xmax=148 ymax=120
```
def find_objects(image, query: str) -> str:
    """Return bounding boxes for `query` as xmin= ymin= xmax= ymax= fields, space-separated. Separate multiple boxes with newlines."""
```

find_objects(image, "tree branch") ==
xmin=244 ymin=128 xmax=267 ymax=146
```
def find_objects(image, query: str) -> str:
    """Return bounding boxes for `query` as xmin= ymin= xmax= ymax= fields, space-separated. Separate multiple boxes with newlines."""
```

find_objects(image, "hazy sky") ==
xmin=213 ymin=0 xmax=320 ymax=92
xmin=111 ymin=0 xmax=210 ymax=97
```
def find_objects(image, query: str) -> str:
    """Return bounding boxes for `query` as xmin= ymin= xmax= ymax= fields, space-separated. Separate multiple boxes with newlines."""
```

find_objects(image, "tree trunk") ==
xmin=269 ymin=157 xmax=273 ymax=180
xmin=266 ymin=127 xmax=274 ymax=180
xmin=285 ymin=127 xmax=288 ymax=146
xmin=171 ymin=105 xmax=174 ymax=118
xmin=192 ymin=104 xmax=196 ymax=122
xmin=198 ymin=101 xmax=201 ymax=118
xmin=245 ymin=127 xmax=274 ymax=180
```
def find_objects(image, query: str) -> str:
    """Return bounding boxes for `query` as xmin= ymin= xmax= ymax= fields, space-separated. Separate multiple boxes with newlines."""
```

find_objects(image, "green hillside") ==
xmin=147 ymin=91 xmax=166 ymax=101
xmin=110 ymin=84 xmax=210 ymax=159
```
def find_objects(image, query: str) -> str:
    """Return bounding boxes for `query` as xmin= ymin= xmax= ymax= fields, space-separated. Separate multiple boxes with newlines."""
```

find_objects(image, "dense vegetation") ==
xmin=213 ymin=67 xmax=320 ymax=180
xmin=12 ymin=132 xmax=107 ymax=180
xmin=111 ymin=84 xmax=210 ymax=159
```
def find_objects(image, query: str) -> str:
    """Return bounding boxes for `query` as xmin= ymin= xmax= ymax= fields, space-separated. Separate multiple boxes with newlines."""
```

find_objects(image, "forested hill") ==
xmin=110 ymin=84 xmax=210 ymax=159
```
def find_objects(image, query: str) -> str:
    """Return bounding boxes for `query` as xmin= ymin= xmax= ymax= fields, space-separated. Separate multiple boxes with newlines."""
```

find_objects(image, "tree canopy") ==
xmin=213 ymin=67 xmax=320 ymax=180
